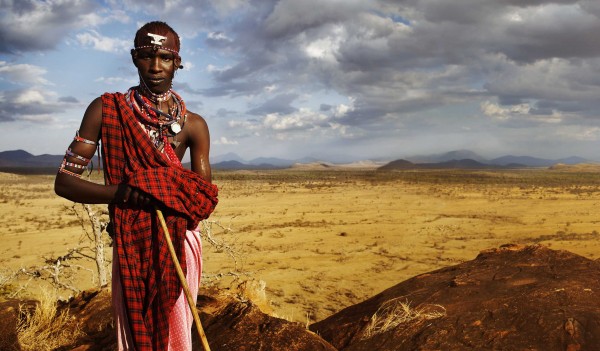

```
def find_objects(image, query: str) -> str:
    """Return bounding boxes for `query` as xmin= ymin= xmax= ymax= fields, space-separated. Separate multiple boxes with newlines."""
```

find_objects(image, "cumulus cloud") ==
xmin=95 ymin=76 xmax=137 ymax=86
xmin=481 ymin=100 xmax=566 ymax=127
xmin=227 ymin=101 xmax=357 ymax=143
xmin=247 ymin=93 xmax=299 ymax=115
xmin=0 ymin=61 xmax=52 ymax=85
xmin=76 ymin=30 xmax=130 ymax=53
xmin=0 ymin=0 xmax=98 ymax=53
xmin=213 ymin=136 xmax=239 ymax=145
xmin=0 ymin=88 xmax=68 ymax=122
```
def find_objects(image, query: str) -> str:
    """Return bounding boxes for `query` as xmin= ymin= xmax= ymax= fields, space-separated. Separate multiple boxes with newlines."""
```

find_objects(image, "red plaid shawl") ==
xmin=101 ymin=92 xmax=218 ymax=350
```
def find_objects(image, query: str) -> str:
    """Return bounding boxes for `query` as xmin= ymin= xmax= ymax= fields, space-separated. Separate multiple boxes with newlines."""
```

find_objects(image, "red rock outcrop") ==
xmin=38 ymin=285 xmax=335 ymax=351
xmin=199 ymin=288 xmax=336 ymax=350
xmin=310 ymin=244 xmax=600 ymax=351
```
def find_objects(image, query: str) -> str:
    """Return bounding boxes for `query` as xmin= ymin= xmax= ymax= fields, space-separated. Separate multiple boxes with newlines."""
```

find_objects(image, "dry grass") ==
xmin=363 ymin=298 xmax=446 ymax=338
xmin=16 ymin=289 xmax=83 ymax=351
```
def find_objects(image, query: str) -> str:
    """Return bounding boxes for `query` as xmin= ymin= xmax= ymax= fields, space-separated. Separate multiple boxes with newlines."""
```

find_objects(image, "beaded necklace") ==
xmin=126 ymin=86 xmax=187 ymax=157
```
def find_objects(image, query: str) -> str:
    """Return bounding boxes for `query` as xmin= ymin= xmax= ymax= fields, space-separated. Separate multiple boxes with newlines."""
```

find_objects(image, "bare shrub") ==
xmin=200 ymin=219 xmax=252 ymax=287
xmin=16 ymin=289 xmax=83 ymax=351
xmin=15 ymin=203 xmax=111 ymax=297
xmin=363 ymin=298 xmax=446 ymax=338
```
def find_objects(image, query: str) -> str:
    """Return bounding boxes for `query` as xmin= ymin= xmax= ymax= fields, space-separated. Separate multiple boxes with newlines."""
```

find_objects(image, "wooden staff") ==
xmin=155 ymin=206 xmax=211 ymax=351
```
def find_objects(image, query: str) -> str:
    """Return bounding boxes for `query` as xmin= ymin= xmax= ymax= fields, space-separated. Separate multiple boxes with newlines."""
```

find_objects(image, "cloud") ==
xmin=227 ymin=101 xmax=356 ymax=142
xmin=0 ymin=61 xmax=52 ymax=85
xmin=0 ymin=0 xmax=98 ymax=53
xmin=174 ymin=81 xmax=203 ymax=95
xmin=76 ymin=30 xmax=130 ymax=53
xmin=556 ymin=126 xmax=600 ymax=142
xmin=481 ymin=101 xmax=565 ymax=127
xmin=213 ymin=136 xmax=239 ymax=145
xmin=263 ymin=0 xmax=367 ymax=39
xmin=58 ymin=96 xmax=79 ymax=103
xmin=246 ymin=93 xmax=299 ymax=115
xmin=196 ymin=0 xmax=600 ymax=138
xmin=95 ymin=76 xmax=137 ymax=86
xmin=0 ymin=88 xmax=68 ymax=123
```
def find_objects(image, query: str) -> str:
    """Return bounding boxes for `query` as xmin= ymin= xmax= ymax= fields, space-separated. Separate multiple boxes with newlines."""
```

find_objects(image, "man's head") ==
xmin=131 ymin=21 xmax=182 ymax=94
xmin=133 ymin=21 xmax=181 ymax=59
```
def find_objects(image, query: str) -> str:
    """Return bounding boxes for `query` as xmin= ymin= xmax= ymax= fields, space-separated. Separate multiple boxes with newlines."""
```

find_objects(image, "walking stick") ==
xmin=155 ymin=206 xmax=212 ymax=351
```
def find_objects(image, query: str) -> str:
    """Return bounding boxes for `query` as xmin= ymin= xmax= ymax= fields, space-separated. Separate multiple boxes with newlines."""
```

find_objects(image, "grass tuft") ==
xmin=16 ymin=289 xmax=83 ymax=351
xmin=363 ymin=298 xmax=446 ymax=338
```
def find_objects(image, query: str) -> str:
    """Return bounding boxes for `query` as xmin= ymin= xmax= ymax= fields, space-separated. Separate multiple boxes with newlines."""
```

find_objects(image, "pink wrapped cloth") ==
xmin=113 ymin=229 xmax=203 ymax=351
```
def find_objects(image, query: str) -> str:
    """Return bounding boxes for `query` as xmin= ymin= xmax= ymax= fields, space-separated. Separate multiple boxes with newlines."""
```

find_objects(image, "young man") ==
xmin=54 ymin=21 xmax=218 ymax=350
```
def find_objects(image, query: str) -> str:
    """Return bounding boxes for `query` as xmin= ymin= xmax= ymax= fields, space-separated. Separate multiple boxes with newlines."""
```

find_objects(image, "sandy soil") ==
xmin=0 ymin=169 xmax=599 ymax=324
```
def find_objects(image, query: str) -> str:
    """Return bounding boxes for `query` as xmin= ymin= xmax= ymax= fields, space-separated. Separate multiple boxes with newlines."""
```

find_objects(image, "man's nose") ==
xmin=149 ymin=57 xmax=162 ymax=72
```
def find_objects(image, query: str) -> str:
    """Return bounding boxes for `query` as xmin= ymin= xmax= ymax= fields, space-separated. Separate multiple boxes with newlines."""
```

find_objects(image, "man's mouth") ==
xmin=147 ymin=77 xmax=164 ymax=85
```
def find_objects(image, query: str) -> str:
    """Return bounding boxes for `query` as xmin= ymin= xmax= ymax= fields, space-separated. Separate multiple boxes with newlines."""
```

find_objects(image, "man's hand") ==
xmin=115 ymin=183 xmax=154 ymax=207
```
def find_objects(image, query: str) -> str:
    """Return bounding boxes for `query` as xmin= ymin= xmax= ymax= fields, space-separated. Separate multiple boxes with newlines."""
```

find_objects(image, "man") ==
xmin=55 ymin=21 xmax=218 ymax=350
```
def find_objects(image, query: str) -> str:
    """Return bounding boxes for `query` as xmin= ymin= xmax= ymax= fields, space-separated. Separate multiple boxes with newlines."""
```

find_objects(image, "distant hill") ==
xmin=0 ymin=150 xmax=63 ymax=168
xmin=377 ymin=159 xmax=415 ymax=170
xmin=212 ymin=160 xmax=285 ymax=170
xmin=490 ymin=155 xmax=590 ymax=167
xmin=0 ymin=150 xmax=64 ymax=173
xmin=0 ymin=150 xmax=33 ymax=162
xmin=248 ymin=157 xmax=295 ymax=168
xmin=211 ymin=153 xmax=321 ymax=169
xmin=211 ymin=152 xmax=246 ymax=164
xmin=406 ymin=149 xmax=488 ymax=163
xmin=378 ymin=158 xmax=525 ymax=171
xmin=402 ymin=150 xmax=593 ymax=168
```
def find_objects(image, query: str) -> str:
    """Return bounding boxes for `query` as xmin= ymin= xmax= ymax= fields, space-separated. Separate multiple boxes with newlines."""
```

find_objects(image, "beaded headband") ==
xmin=134 ymin=32 xmax=180 ymax=57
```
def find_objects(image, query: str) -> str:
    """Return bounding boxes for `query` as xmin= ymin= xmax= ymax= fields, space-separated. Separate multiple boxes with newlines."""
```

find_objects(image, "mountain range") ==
xmin=210 ymin=149 xmax=593 ymax=170
xmin=0 ymin=149 xmax=595 ymax=173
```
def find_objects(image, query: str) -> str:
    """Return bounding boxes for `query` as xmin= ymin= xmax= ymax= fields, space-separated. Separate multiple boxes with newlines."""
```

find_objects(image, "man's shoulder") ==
xmin=185 ymin=110 xmax=208 ymax=127
xmin=101 ymin=91 xmax=126 ymax=99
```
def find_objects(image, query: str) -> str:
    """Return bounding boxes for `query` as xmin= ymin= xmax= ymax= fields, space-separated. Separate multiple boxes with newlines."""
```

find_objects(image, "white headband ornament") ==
xmin=135 ymin=32 xmax=180 ymax=56
xmin=147 ymin=33 xmax=167 ymax=46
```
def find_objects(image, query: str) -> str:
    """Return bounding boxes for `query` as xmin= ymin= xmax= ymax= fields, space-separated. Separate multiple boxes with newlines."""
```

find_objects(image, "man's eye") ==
xmin=161 ymin=56 xmax=173 ymax=61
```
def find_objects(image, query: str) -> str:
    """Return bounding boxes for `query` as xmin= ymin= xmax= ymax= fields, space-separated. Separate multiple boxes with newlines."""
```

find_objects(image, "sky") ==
xmin=2 ymin=0 xmax=600 ymax=163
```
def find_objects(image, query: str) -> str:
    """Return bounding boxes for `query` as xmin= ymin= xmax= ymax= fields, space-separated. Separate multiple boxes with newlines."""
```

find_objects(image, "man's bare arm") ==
xmin=54 ymin=97 xmax=152 ymax=206
xmin=186 ymin=112 xmax=213 ymax=183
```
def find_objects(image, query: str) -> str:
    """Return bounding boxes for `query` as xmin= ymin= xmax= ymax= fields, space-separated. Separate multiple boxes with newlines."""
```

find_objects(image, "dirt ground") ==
xmin=0 ymin=168 xmax=599 ymax=324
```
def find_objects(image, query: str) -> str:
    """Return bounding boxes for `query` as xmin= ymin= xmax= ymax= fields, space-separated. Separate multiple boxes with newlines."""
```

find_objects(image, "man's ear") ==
xmin=175 ymin=57 xmax=183 ymax=70
xmin=131 ymin=49 xmax=139 ymax=67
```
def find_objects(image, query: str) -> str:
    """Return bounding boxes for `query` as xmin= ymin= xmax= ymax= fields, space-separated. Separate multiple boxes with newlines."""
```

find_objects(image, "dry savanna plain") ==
xmin=0 ymin=167 xmax=599 ymax=325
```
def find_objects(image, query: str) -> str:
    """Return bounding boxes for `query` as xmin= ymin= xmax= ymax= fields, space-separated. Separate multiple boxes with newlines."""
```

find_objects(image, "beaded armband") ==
xmin=58 ymin=131 xmax=97 ymax=178
xmin=58 ymin=164 xmax=82 ymax=178
xmin=74 ymin=130 xmax=97 ymax=145
xmin=59 ymin=148 xmax=92 ymax=178
xmin=65 ymin=148 xmax=91 ymax=163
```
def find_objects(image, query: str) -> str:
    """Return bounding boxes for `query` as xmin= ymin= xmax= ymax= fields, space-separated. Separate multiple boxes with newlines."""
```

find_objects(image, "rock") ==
xmin=55 ymin=285 xmax=336 ymax=351
xmin=198 ymin=287 xmax=337 ymax=351
xmin=310 ymin=244 xmax=600 ymax=351
xmin=61 ymin=288 xmax=115 ymax=351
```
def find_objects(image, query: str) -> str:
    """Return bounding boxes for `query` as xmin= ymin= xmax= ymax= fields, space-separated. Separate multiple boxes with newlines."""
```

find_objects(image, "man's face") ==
xmin=133 ymin=47 xmax=179 ymax=94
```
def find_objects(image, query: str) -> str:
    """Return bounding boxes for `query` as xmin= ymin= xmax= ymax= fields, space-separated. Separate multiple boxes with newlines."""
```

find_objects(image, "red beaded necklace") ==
xmin=126 ymin=86 xmax=187 ymax=165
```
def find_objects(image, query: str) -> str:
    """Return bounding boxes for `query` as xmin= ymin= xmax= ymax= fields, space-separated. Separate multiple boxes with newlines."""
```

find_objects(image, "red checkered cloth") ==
xmin=101 ymin=92 xmax=218 ymax=350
